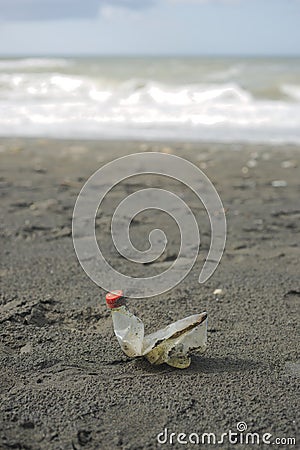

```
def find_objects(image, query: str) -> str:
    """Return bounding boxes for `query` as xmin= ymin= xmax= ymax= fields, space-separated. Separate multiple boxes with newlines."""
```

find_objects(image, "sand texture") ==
xmin=0 ymin=138 xmax=299 ymax=449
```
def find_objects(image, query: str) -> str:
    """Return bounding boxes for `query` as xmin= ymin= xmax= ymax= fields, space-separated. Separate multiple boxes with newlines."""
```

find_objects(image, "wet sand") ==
xmin=0 ymin=138 xmax=299 ymax=449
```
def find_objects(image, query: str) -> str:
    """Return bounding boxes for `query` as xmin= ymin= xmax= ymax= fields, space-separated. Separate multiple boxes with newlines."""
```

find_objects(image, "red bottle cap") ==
xmin=106 ymin=290 xmax=124 ymax=309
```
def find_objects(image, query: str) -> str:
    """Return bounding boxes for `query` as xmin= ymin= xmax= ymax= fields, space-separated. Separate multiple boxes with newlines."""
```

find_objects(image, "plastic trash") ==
xmin=106 ymin=290 xmax=207 ymax=369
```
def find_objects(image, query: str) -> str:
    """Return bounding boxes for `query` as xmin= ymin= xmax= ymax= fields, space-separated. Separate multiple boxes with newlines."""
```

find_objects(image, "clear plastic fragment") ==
xmin=108 ymin=296 xmax=207 ymax=368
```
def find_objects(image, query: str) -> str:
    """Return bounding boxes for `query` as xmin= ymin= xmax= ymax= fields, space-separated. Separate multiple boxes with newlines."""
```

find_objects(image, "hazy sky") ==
xmin=0 ymin=0 xmax=300 ymax=56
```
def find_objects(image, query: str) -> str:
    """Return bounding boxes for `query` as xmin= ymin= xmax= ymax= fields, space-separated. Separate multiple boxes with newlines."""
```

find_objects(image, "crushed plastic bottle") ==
xmin=106 ymin=290 xmax=207 ymax=369
xmin=106 ymin=290 xmax=144 ymax=357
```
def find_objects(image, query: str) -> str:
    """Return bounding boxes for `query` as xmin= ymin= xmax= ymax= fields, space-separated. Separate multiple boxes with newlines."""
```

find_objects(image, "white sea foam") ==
xmin=281 ymin=84 xmax=300 ymax=101
xmin=0 ymin=57 xmax=300 ymax=143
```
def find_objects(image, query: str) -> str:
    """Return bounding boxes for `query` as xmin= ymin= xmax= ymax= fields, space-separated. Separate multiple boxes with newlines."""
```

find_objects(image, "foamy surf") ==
xmin=1 ymin=56 xmax=300 ymax=143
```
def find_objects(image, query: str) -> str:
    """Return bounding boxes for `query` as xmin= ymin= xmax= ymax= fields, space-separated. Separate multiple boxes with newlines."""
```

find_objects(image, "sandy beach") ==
xmin=0 ymin=138 xmax=299 ymax=449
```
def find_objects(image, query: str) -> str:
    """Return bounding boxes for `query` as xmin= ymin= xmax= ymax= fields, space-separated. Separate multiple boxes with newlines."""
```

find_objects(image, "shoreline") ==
xmin=2 ymin=135 xmax=300 ymax=148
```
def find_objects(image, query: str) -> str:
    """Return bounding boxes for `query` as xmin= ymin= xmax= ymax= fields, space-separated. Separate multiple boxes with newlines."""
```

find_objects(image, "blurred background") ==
xmin=0 ymin=0 xmax=300 ymax=143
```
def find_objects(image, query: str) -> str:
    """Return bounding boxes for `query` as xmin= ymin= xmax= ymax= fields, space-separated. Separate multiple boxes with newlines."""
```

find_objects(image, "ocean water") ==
xmin=1 ymin=56 xmax=300 ymax=143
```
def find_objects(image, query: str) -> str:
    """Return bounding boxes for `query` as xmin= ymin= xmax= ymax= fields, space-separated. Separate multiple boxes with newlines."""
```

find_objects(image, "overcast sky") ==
xmin=0 ymin=0 xmax=299 ymax=56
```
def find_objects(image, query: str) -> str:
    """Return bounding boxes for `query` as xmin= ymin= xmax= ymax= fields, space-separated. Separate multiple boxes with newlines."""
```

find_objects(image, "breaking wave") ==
xmin=1 ymin=57 xmax=300 ymax=143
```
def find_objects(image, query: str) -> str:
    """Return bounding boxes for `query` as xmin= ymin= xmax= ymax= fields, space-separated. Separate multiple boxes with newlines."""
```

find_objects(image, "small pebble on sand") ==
xmin=247 ymin=159 xmax=257 ymax=168
xmin=272 ymin=180 xmax=287 ymax=187
xmin=20 ymin=343 xmax=32 ymax=354
xmin=213 ymin=288 xmax=223 ymax=295
xmin=281 ymin=160 xmax=297 ymax=169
